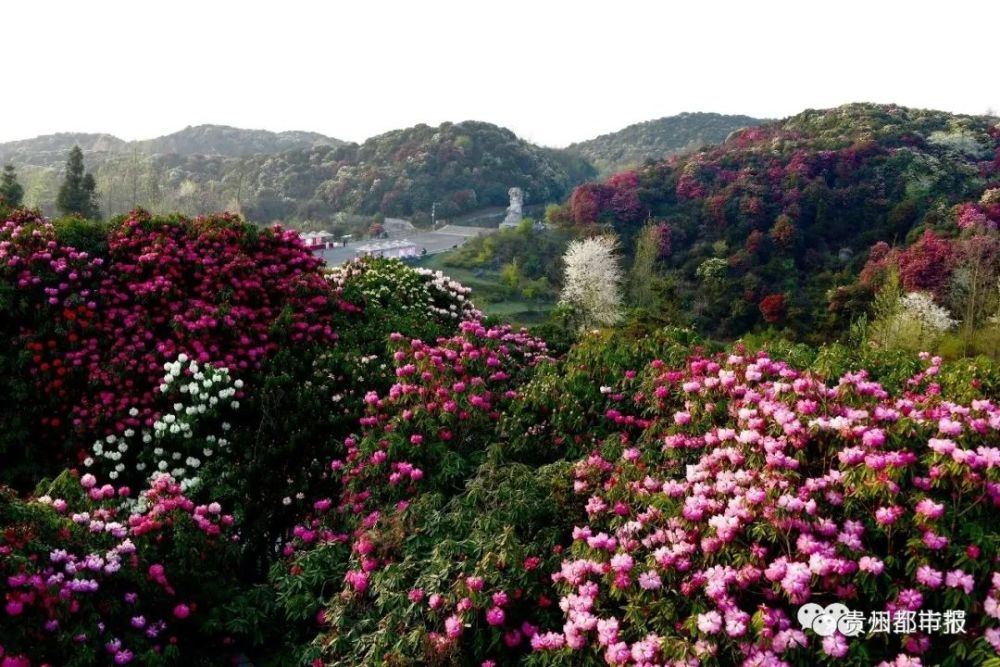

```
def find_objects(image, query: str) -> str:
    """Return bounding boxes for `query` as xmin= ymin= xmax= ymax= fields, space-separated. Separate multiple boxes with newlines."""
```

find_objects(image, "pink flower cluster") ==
xmin=1 ymin=471 xmax=234 ymax=665
xmin=955 ymin=202 xmax=998 ymax=231
xmin=536 ymin=350 xmax=1000 ymax=665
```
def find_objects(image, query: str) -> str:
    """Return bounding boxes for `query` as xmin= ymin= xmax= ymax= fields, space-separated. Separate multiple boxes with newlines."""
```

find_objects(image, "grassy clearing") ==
xmin=412 ymin=252 xmax=556 ymax=325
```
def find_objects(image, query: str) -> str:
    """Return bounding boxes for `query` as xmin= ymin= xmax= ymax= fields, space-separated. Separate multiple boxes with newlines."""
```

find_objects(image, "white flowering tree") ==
xmin=873 ymin=290 xmax=956 ymax=352
xmin=899 ymin=291 xmax=956 ymax=331
xmin=559 ymin=235 xmax=624 ymax=329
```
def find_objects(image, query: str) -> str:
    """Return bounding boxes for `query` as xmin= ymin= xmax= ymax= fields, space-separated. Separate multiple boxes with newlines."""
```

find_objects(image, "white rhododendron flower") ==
xmin=88 ymin=355 xmax=241 ymax=490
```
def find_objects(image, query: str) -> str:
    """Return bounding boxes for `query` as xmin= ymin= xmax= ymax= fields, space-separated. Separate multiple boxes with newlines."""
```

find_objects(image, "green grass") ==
xmin=479 ymin=300 xmax=554 ymax=325
xmin=412 ymin=253 xmax=556 ymax=326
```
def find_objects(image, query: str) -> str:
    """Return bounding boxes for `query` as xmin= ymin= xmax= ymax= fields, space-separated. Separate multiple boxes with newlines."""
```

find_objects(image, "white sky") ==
xmin=4 ymin=0 xmax=998 ymax=147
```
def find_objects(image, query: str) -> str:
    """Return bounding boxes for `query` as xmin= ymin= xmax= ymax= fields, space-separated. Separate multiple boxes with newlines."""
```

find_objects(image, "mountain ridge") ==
xmin=0 ymin=125 xmax=344 ymax=167
xmin=565 ymin=111 xmax=766 ymax=175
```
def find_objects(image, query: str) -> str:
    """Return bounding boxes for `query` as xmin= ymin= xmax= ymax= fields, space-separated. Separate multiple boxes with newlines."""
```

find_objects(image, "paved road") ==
xmin=316 ymin=227 xmax=491 ymax=266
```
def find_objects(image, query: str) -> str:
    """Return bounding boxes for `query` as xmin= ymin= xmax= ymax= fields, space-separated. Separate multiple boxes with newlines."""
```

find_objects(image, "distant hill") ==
xmin=312 ymin=121 xmax=595 ymax=221
xmin=0 ymin=133 xmax=128 ymax=168
xmin=0 ymin=125 xmax=343 ymax=169
xmin=565 ymin=112 xmax=765 ymax=175
xmin=2 ymin=121 xmax=595 ymax=227
xmin=136 ymin=125 xmax=342 ymax=158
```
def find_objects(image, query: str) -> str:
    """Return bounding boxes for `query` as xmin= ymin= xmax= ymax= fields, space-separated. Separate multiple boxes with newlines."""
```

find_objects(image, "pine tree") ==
xmin=56 ymin=146 xmax=101 ymax=218
xmin=0 ymin=164 xmax=24 ymax=208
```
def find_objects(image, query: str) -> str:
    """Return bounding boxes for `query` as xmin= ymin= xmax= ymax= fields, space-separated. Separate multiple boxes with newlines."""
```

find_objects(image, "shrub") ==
xmin=0 ymin=210 xmax=342 ymax=490
xmin=265 ymin=321 xmax=553 ymax=663
xmin=530 ymin=348 xmax=1000 ymax=666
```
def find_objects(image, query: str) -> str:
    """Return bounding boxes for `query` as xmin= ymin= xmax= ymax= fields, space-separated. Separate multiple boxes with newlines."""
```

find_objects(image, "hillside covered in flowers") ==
xmin=549 ymin=104 xmax=1000 ymax=345
xmin=2 ymin=105 xmax=1000 ymax=667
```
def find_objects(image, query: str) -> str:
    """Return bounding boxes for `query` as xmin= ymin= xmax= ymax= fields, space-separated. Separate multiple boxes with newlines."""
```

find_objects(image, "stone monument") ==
xmin=500 ymin=187 xmax=524 ymax=228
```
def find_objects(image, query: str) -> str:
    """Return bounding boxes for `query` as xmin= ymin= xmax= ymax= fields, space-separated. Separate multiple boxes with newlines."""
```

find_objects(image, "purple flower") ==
xmin=915 ymin=498 xmax=944 ymax=519
xmin=822 ymin=633 xmax=848 ymax=658
xmin=638 ymin=570 xmax=662 ymax=590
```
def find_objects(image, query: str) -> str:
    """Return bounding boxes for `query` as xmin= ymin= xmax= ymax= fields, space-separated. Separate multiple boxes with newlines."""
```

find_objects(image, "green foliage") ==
xmin=865 ymin=269 xmax=905 ymax=350
xmin=528 ymin=303 xmax=579 ymax=355
xmin=443 ymin=221 xmax=570 ymax=302
xmin=626 ymin=223 xmax=680 ymax=327
xmin=306 ymin=461 xmax=577 ymax=666
xmin=503 ymin=327 xmax=711 ymax=464
xmin=52 ymin=215 xmax=110 ymax=255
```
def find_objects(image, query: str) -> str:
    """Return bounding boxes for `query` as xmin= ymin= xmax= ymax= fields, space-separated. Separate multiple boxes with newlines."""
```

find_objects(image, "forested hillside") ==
xmin=320 ymin=121 xmax=595 ymax=219
xmin=550 ymin=103 xmax=1000 ymax=342
xmin=3 ymin=122 xmax=594 ymax=225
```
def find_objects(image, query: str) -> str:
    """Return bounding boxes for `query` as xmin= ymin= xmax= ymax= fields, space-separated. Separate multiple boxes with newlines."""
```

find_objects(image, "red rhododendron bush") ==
xmin=0 ymin=209 xmax=342 ymax=489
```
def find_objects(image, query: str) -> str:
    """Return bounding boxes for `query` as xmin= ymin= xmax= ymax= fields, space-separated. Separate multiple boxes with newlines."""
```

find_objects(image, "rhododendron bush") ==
xmin=329 ymin=255 xmax=482 ymax=332
xmin=262 ymin=330 xmax=999 ymax=666
xmin=0 ymin=471 xmax=239 ymax=666
xmin=0 ymin=210 xmax=343 ymax=490
xmin=3 ymin=202 xmax=1000 ymax=665
xmin=530 ymin=346 xmax=1000 ymax=666
xmin=266 ymin=322 xmax=560 ymax=663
